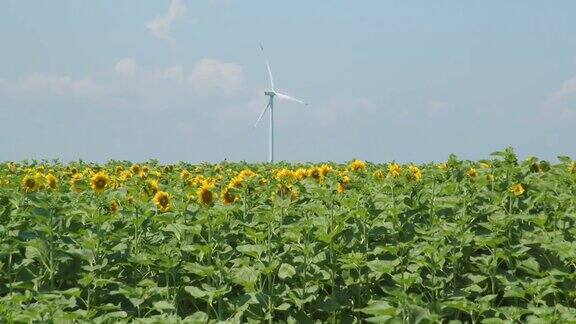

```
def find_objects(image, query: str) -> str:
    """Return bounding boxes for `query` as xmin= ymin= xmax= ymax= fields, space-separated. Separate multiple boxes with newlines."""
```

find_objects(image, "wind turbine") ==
xmin=254 ymin=44 xmax=307 ymax=163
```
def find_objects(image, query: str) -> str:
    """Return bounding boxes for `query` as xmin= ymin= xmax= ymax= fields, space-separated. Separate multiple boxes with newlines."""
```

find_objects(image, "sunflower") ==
xmin=307 ymin=167 xmax=321 ymax=180
xmin=568 ymin=163 xmax=575 ymax=174
xmin=197 ymin=184 xmax=214 ymax=207
xmin=180 ymin=169 xmax=191 ymax=181
xmin=373 ymin=169 xmax=385 ymax=180
xmin=259 ymin=178 xmax=269 ymax=186
xmin=437 ymin=163 xmax=448 ymax=170
xmin=408 ymin=165 xmax=422 ymax=181
xmin=275 ymin=168 xmax=295 ymax=184
xmin=290 ymin=188 xmax=299 ymax=202
xmin=115 ymin=165 xmax=124 ymax=174
xmin=192 ymin=175 xmax=206 ymax=187
xmin=319 ymin=164 xmax=333 ymax=177
xmin=90 ymin=172 xmax=110 ymax=194
xmin=148 ymin=179 xmax=159 ymax=195
xmin=509 ymin=183 xmax=525 ymax=196
xmin=7 ymin=162 xmax=17 ymax=173
xmin=349 ymin=159 xmax=366 ymax=172
xmin=70 ymin=173 xmax=84 ymax=193
xmin=387 ymin=163 xmax=402 ymax=178
xmin=45 ymin=173 xmax=58 ymax=190
xmin=229 ymin=176 xmax=244 ymax=189
xmin=130 ymin=164 xmax=141 ymax=174
xmin=119 ymin=170 xmax=133 ymax=182
xmin=239 ymin=169 xmax=256 ymax=178
xmin=221 ymin=187 xmax=237 ymax=205
xmin=109 ymin=200 xmax=119 ymax=214
xmin=21 ymin=174 xmax=40 ymax=192
xmin=154 ymin=191 xmax=171 ymax=212
xmin=337 ymin=174 xmax=351 ymax=193
xmin=467 ymin=168 xmax=477 ymax=178
xmin=294 ymin=168 xmax=307 ymax=180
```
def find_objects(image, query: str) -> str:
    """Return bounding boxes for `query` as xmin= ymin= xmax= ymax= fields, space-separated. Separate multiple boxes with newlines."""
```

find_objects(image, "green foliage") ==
xmin=1 ymin=151 xmax=576 ymax=322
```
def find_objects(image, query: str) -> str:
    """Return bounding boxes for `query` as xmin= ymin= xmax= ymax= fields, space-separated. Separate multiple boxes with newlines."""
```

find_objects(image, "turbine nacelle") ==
xmin=264 ymin=91 xmax=276 ymax=97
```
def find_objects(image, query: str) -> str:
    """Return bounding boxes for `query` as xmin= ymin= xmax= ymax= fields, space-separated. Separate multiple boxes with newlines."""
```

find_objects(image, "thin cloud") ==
xmin=189 ymin=59 xmax=243 ymax=94
xmin=19 ymin=74 xmax=101 ymax=97
xmin=145 ymin=0 xmax=187 ymax=41
xmin=114 ymin=58 xmax=138 ymax=77
xmin=548 ymin=76 xmax=576 ymax=103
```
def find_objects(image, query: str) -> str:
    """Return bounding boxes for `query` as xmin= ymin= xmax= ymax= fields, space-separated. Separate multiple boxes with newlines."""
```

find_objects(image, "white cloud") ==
xmin=145 ymin=0 xmax=187 ymax=41
xmin=114 ymin=58 xmax=138 ymax=77
xmin=154 ymin=65 xmax=185 ymax=82
xmin=19 ymin=74 xmax=101 ymax=98
xmin=189 ymin=59 xmax=243 ymax=94
xmin=548 ymin=76 xmax=576 ymax=103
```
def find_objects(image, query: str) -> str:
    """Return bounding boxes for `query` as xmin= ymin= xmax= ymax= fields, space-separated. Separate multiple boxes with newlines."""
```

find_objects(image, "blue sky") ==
xmin=1 ymin=0 xmax=575 ymax=163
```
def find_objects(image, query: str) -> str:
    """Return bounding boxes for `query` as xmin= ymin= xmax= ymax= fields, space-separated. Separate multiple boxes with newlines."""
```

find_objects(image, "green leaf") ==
xmin=185 ymin=286 xmax=207 ymax=299
xmin=359 ymin=300 xmax=398 ymax=316
xmin=278 ymin=263 xmax=296 ymax=280
xmin=153 ymin=300 xmax=175 ymax=311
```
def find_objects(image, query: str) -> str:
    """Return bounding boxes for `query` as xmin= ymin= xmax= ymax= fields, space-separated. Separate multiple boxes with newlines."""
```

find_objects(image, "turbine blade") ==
xmin=260 ymin=44 xmax=275 ymax=90
xmin=253 ymin=101 xmax=271 ymax=128
xmin=275 ymin=92 xmax=307 ymax=106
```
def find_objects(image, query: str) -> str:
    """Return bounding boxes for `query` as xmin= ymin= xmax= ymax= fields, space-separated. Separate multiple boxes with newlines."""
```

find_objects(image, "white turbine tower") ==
xmin=254 ymin=44 xmax=307 ymax=163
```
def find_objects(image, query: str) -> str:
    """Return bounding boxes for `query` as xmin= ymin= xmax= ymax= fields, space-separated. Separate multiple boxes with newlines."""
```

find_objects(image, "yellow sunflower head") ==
xmin=480 ymin=162 xmax=491 ymax=169
xmin=221 ymin=187 xmax=237 ymax=205
xmin=509 ymin=183 xmax=525 ymax=196
xmin=337 ymin=174 xmax=351 ymax=193
xmin=130 ymin=164 xmax=141 ymax=174
xmin=373 ymin=169 xmax=385 ymax=180
xmin=70 ymin=173 xmax=84 ymax=193
xmin=148 ymin=179 xmax=159 ymax=195
xmin=467 ymin=168 xmax=478 ymax=178
xmin=229 ymin=176 xmax=244 ymax=189
xmin=290 ymin=188 xmax=299 ymax=202
xmin=109 ymin=200 xmax=119 ymax=214
xmin=387 ymin=163 xmax=402 ymax=178
xmin=153 ymin=191 xmax=171 ymax=212
xmin=408 ymin=165 xmax=422 ymax=181
xmin=307 ymin=167 xmax=321 ymax=180
xmin=90 ymin=172 xmax=110 ymax=194
xmin=192 ymin=175 xmax=206 ymax=187
xmin=349 ymin=159 xmax=366 ymax=172
xmin=319 ymin=164 xmax=333 ymax=177
xmin=45 ymin=173 xmax=58 ymax=190
xmin=239 ymin=169 xmax=256 ymax=178
xmin=119 ymin=170 xmax=133 ymax=182
xmin=294 ymin=168 xmax=307 ymax=180
xmin=180 ymin=169 xmax=191 ymax=181
xmin=197 ymin=184 xmax=214 ymax=207
xmin=21 ymin=174 xmax=40 ymax=192
xmin=437 ymin=162 xmax=448 ymax=170
xmin=275 ymin=168 xmax=295 ymax=184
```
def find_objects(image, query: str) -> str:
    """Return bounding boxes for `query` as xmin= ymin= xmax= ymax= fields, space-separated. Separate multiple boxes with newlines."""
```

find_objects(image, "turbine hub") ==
xmin=264 ymin=91 xmax=275 ymax=97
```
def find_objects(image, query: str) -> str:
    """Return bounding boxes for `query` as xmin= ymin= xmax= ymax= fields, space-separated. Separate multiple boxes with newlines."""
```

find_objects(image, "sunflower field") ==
xmin=1 ymin=148 xmax=576 ymax=323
